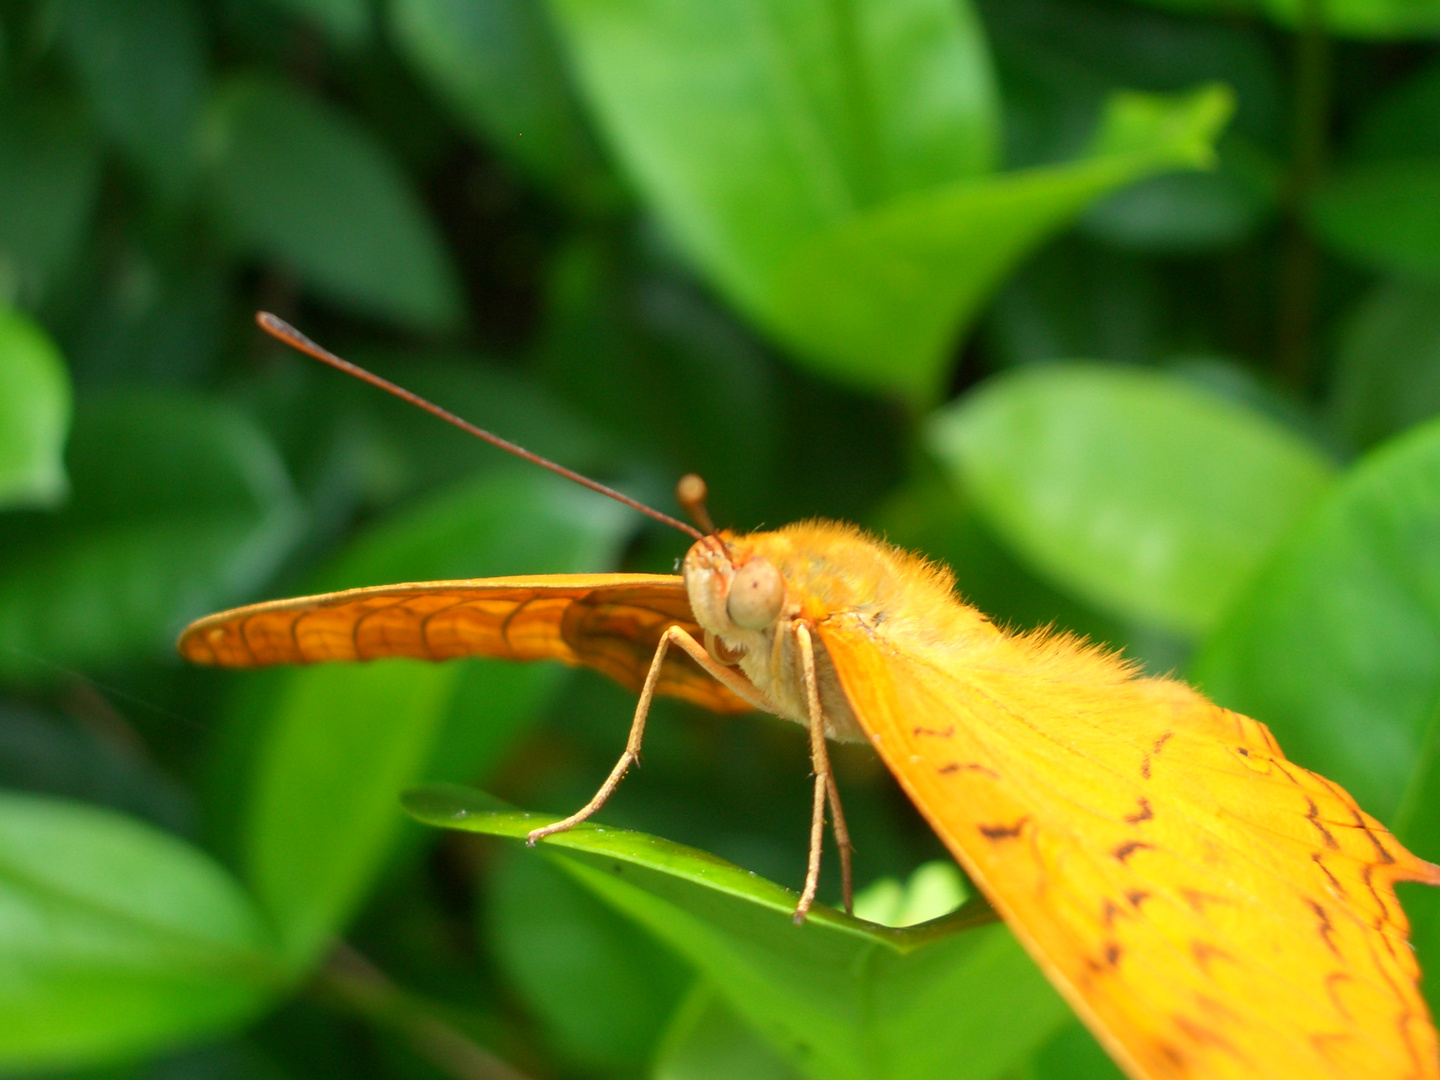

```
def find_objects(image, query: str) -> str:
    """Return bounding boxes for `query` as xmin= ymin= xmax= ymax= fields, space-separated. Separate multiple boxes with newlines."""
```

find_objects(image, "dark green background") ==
xmin=2 ymin=0 xmax=1440 ymax=1077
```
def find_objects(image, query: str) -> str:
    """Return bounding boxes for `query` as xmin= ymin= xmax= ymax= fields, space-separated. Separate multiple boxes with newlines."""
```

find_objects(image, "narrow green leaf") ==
xmin=1192 ymin=417 xmax=1440 ymax=823
xmin=927 ymin=363 xmax=1336 ymax=636
xmin=57 ymin=0 xmax=206 ymax=196
xmin=760 ymin=85 xmax=1233 ymax=403
xmin=0 ymin=310 xmax=71 ymax=510
xmin=1329 ymin=278 xmax=1440 ymax=451
xmin=1310 ymin=161 xmax=1440 ymax=281
xmin=0 ymin=792 xmax=280 ymax=1071
xmin=238 ymin=469 xmax=636 ymax=971
xmin=389 ymin=0 xmax=618 ymax=210
xmin=408 ymin=786 xmax=1070 ymax=1080
xmin=0 ymin=393 xmax=302 ymax=684
xmin=201 ymin=77 xmax=463 ymax=332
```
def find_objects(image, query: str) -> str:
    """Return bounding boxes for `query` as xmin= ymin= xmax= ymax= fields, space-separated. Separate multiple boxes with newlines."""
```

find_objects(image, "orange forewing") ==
xmin=818 ymin=615 xmax=1440 ymax=1080
xmin=179 ymin=575 xmax=750 ymax=715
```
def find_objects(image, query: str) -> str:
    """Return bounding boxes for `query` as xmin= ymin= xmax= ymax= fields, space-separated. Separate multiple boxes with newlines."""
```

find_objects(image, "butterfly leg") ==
xmin=526 ymin=624 xmax=763 ymax=846
xmin=794 ymin=623 xmax=848 ymax=921
xmin=826 ymin=774 xmax=854 ymax=915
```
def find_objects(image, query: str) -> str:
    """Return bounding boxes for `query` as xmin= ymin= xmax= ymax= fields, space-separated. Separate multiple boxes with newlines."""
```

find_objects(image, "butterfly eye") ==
xmin=726 ymin=557 xmax=784 ymax=629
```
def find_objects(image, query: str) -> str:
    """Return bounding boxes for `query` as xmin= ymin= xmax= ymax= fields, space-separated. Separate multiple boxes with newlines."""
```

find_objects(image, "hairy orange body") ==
xmin=183 ymin=520 xmax=1440 ymax=1080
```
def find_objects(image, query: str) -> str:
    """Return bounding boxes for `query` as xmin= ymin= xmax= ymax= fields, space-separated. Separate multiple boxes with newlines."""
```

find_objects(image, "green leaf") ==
xmin=0 ymin=792 xmax=280 ymax=1071
xmin=1329 ymin=278 xmax=1440 ymax=451
xmin=237 ymin=468 xmax=636 ymax=971
xmin=1310 ymin=161 xmax=1440 ymax=281
xmin=1125 ymin=0 xmax=1440 ymax=39
xmin=653 ymin=983 xmax=806 ymax=1080
xmin=1192 ymin=417 xmax=1440 ymax=823
xmin=927 ymin=363 xmax=1337 ymax=636
xmin=201 ymin=77 xmax=463 ymax=332
xmin=0 ymin=309 xmax=71 ymax=510
xmin=389 ymin=0 xmax=618 ymax=210
xmin=758 ymin=86 xmax=1232 ymax=403
xmin=57 ymin=0 xmax=206 ymax=196
xmin=486 ymin=850 xmax=689 ymax=1074
xmin=1022 ymin=1019 xmax=1125 ymax=1080
xmin=407 ymin=786 xmax=1071 ymax=1080
xmin=0 ymin=392 xmax=303 ymax=684
xmin=0 ymin=92 xmax=102 ymax=304
xmin=548 ymin=0 xmax=1006 ymax=398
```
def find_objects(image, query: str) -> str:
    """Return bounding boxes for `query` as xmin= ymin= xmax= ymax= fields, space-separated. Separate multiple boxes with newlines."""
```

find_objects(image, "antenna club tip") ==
xmin=676 ymin=473 xmax=708 ymax=505
xmin=676 ymin=473 xmax=716 ymax=535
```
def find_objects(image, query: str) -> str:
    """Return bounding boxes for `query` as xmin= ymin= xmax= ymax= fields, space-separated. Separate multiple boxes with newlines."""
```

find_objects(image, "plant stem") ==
xmin=1275 ymin=0 xmax=1331 ymax=390
xmin=317 ymin=944 xmax=536 ymax=1080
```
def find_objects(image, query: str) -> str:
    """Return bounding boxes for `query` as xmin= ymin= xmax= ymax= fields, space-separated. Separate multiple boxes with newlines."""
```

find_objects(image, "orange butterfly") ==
xmin=182 ymin=314 xmax=1440 ymax=1080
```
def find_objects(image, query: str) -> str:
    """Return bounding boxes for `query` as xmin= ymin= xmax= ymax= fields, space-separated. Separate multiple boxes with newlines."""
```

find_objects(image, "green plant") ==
xmin=2 ymin=0 xmax=1440 ymax=1077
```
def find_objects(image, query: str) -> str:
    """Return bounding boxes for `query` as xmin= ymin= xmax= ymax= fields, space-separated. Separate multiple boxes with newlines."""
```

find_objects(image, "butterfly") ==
xmin=181 ymin=314 xmax=1440 ymax=1080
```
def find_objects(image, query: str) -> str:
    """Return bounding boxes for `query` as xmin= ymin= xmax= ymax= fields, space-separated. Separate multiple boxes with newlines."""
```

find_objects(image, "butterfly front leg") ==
xmin=525 ymin=623 xmax=768 ymax=846
xmin=793 ymin=623 xmax=854 ymax=921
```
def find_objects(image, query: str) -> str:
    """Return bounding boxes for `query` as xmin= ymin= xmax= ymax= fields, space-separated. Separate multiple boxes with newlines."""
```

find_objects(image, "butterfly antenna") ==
xmin=675 ymin=473 xmax=716 ymax=534
xmin=255 ymin=312 xmax=705 ymax=541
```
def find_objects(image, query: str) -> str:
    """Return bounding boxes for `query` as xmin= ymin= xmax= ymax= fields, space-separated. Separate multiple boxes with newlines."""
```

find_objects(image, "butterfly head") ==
xmin=683 ymin=531 xmax=791 ymax=667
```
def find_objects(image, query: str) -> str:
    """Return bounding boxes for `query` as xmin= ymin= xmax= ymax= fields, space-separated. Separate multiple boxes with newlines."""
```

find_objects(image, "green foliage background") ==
xmin=1 ymin=0 xmax=1440 ymax=1077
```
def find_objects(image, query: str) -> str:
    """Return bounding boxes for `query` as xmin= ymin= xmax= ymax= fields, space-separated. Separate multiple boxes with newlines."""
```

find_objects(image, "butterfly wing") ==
xmin=179 ymin=574 xmax=751 ymax=714
xmin=817 ymin=614 xmax=1440 ymax=1080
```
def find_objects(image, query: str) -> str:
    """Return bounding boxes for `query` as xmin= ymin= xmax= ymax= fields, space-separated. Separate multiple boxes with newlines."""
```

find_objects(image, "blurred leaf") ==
xmin=64 ymin=246 xmax=228 ymax=386
xmin=200 ymin=77 xmax=462 ymax=332
xmin=0 ymin=91 xmax=102 ymax=304
xmin=1192 ymin=417 xmax=1440 ymax=823
xmin=266 ymin=0 xmax=371 ymax=44
xmin=0 ymin=700 xmax=192 ymax=835
xmin=0 ymin=791 xmax=280 ymax=1072
xmin=1310 ymin=161 xmax=1440 ymax=280
xmin=241 ymin=659 xmax=459 ymax=975
xmin=1347 ymin=58 xmax=1440 ymax=163
xmin=764 ymin=86 xmax=1233 ymax=403
xmin=982 ymin=0 xmax=1283 ymax=154
xmin=237 ymin=468 xmax=636 ymax=971
xmin=872 ymin=469 xmax=1131 ymax=649
xmin=851 ymin=860 xmax=967 ymax=929
xmin=408 ymin=786 xmax=1071 ymax=1080
xmin=1329 ymin=278 xmax=1440 ymax=451
xmin=389 ymin=0 xmax=618 ymax=210
xmin=652 ymin=983 xmax=805 ymax=1080
xmin=486 ymin=850 xmax=688 ymax=1075
xmin=0 ymin=308 xmax=71 ymax=509
xmin=57 ymin=0 xmax=206 ymax=197
xmin=549 ymin=0 xmax=1006 ymax=398
xmin=927 ymin=363 xmax=1336 ymax=636
xmin=1125 ymin=0 xmax=1440 ymax=38
xmin=1080 ymin=136 xmax=1279 ymax=252
xmin=0 ymin=392 xmax=303 ymax=684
